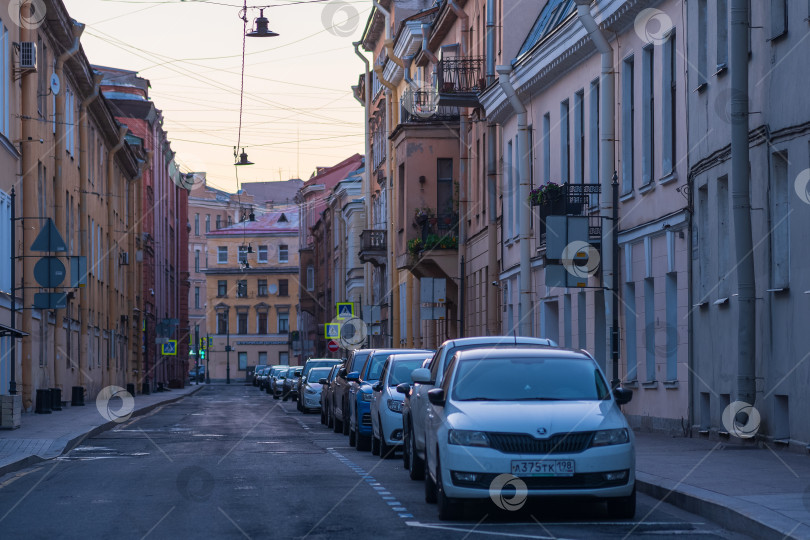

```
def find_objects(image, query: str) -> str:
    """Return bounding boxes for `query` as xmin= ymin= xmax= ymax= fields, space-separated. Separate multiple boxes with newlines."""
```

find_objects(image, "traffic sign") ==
xmin=327 ymin=340 xmax=340 ymax=353
xmin=30 ymin=218 xmax=67 ymax=252
xmin=325 ymin=323 xmax=340 ymax=339
xmin=161 ymin=340 xmax=177 ymax=355
xmin=34 ymin=257 xmax=66 ymax=288
xmin=33 ymin=292 xmax=67 ymax=309
xmin=336 ymin=302 xmax=354 ymax=320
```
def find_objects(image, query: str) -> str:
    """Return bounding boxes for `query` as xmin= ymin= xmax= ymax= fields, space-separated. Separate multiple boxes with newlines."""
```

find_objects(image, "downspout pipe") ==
xmin=497 ymin=66 xmax=531 ymax=337
xmin=403 ymin=55 xmax=418 ymax=90
xmin=353 ymin=41 xmax=373 ymax=306
xmin=447 ymin=0 xmax=469 ymax=56
xmin=575 ymin=0 xmax=616 ymax=361
xmin=54 ymin=20 xmax=85 ymax=391
xmin=730 ymin=0 xmax=755 ymax=406
xmin=421 ymin=23 xmax=438 ymax=65
xmin=485 ymin=0 xmax=498 ymax=335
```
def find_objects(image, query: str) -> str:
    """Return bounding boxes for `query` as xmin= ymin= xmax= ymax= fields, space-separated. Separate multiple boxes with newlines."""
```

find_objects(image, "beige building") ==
xmin=203 ymin=210 xmax=299 ymax=381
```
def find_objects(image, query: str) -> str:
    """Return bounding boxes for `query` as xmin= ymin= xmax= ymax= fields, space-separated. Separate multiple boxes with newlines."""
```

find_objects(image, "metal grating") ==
xmin=488 ymin=431 xmax=593 ymax=454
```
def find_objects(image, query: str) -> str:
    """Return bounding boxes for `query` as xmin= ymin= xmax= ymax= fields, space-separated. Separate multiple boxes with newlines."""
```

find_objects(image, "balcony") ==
xmin=359 ymin=229 xmax=387 ymax=267
xmin=400 ymin=88 xmax=459 ymax=124
xmin=404 ymin=211 xmax=459 ymax=280
xmin=535 ymin=183 xmax=602 ymax=249
xmin=437 ymin=56 xmax=485 ymax=108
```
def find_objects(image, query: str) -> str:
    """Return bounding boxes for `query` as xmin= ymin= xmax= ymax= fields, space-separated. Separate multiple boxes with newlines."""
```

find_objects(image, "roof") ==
xmin=297 ymin=153 xmax=364 ymax=216
xmin=207 ymin=210 xmax=299 ymax=236
xmin=241 ymin=179 xmax=304 ymax=205
xmin=516 ymin=0 xmax=577 ymax=60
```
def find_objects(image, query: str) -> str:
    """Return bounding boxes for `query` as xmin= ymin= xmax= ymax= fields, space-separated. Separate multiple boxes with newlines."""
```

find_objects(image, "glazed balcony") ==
xmin=400 ymin=89 xmax=460 ymax=124
xmin=437 ymin=56 xmax=485 ymax=108
xmin=359 ymin=229 xmax=387 ymax=267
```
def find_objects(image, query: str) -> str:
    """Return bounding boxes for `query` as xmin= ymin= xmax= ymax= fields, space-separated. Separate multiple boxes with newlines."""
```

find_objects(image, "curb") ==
xmin=0 ymin=385 xmax=204 ymax=478
xmin=636 ymin=472 xmax=810 ymax=540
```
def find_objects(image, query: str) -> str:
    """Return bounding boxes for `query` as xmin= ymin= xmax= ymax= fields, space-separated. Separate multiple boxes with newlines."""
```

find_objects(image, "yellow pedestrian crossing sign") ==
xmin=161 ymin=340 xmax=177 ymax=355
xmin=336 ymin=303 xmax=354 ymax=320
xmin=325 ymin=323 xmax=340 ymax=339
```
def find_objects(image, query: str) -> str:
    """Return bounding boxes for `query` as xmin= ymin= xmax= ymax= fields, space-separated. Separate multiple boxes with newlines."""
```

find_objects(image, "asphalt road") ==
xmin=0 ymin=385 xmax=750 ymax=540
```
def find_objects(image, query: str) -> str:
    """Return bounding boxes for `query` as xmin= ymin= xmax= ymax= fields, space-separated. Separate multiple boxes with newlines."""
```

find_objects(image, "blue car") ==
xmin=347 ymin=348 xmax=431 ymax=452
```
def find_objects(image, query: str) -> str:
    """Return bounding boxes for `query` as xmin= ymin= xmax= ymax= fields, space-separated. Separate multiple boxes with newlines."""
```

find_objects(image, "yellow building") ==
xmin=204 ymin=210 xmax=300 ymax=381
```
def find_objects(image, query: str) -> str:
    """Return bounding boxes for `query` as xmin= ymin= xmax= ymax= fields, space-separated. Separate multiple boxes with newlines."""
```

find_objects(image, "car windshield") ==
xmin=443 ymin=343 xmax=552 ymax=375
xmin=365 ymin=352 xmax=394 ymax=381
xmin=389 ymin=359 xmax=427 ymax=386
xmin=451 ymin=356 xmax=611 ymax=402
xmin=308 ymin=368 xmax=330 ymax=382
xmin=349 ymin=352 xmax=370 ymax=373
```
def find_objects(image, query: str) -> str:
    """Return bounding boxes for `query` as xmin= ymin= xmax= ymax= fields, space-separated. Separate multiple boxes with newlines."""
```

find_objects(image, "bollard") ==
xmin=50 ymin=388 xmax=62 ymax=411
xmin=35 ymin=389 xmax=52 ymax=414
xmin=126 ymin=383 xmax=136 ymax=396
xmin=142 ymin=382 xmax=150 ymax=395
xmin=71 ymin=386 xmax=85 ymax=406
xmin=157 ymin=382 xmax=165 ymax=392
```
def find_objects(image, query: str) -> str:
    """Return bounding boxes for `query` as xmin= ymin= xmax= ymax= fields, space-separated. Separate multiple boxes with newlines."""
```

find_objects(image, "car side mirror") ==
xmin=411 ymin=368 xmax=432 ymax=384
xmin=371 ymin=381 xmax=383 ymax=392
xmin=396 ymin=383 xmax=411 ymax=395
xmin=613 ymin=387 xmax=633 ymax=405
xmin=318 ymin=378 xmax=328 ymax=385
xmin=427 ymin=388 xmax=445 ymax=406
xmin=346 ymin=371 xmax=360 ymax=382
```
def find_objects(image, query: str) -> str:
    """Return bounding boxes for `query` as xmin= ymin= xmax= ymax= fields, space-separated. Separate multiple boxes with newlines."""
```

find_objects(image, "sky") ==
xmin=67 ymin=0 xmax=371 ymax=194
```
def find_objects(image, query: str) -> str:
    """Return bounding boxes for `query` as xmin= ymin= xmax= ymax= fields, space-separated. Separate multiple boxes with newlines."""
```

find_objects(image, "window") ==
xmin=0 ymin=23 xmax=9 ymax=136
xmin=697 ymin=0 xmax=708 ymax=87
xmin=770 ymin=0 xmax=787 ymax=40
xmin=589 ymin=79 xmax=600 ymax=199
xmin=279 ymin=279 xmax=289 ymax=297
xmin=560 ymin=99 xmax=570 ymax=183
xmin=644 ymin=278 xmax=655 ymax=382
xmin=505 ymin=139 xmax=513 ymax=239
xmin=642 ymin=45 xmax=655 ymax=186
xmin=770 ymin=152 xmax=790 ymax=288
xmin=217 ymin=280 xmax=227 ymax=297
xmin=237 ymin=279 xmax=247 ymax=298
xmin=217 ymin=311 xmax=228 ymax=334
xmin=278 ymin=313 xmax=289 ymax=334
xmin=257 ymin=312 xmax=268 ymax=334
xmin=194 ymin=214 xmax=200 ymax=235
xmin=257 ymin=245 xmax=268 ymax=263
xmin=216 ymin=215 xmax=221 ymax=230
xmin=717 ymin=176 xmax=730 ymax=298
xmin=279 ymin=351 xmax=289 ymax=365
xmin=194 ymin=287 xmax=200 ymax=309
xmin=238 ymin=245 xmax=248 ymax=265
xmin=306 ymin=266 xmax=314 ymax=291
xmin=697 ymin=185 xmax=710 ymax=300
xmin=258 ymin=352 xmax=267 ymax=365
xmin=717 ymin=0 xmax=728 ymax=70
xmin=0 ymin=191 xmax=10 ymax=292
xmin=217 ymin=246 xmax=227 ymax=264
xmin=194 ymin=250 xmax=200 ymax=273
xmin=279 ymin=244 xmax=288 ymax=263
xmin=238 ymin=352 xmax=247 ymax=371
xmin=624 ymin=283 xmax=637 ymax=381
xmin=665 ymin=273 xmax=678 ymax=381
xmin=621 ymin=55 xmax=635 ymax=193
xmin=437 ymin=158 xmax=453 ymax=216
xmin=258 ymin=279 xmax=268 ymax=296
xmin=542 ymin=113 xmax=550 ymax=183
xmin=205 ymin=215 xmax=210 ymax=233
xmin=237 ymin=313 xmax=248 ymax=334
xmin=574 ymin=90 xmax=584 ymax=184
xmin=662 ymin=31 xmax=677 ymax=175
xmin=227 ymin=216 xmax=233 ymax=227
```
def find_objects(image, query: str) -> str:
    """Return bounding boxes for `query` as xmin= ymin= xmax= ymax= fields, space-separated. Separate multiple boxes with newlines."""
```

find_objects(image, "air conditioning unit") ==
xmin=19 ymin=42 xmax=36 ymax=70
xmin=119 ymin=252 xmax=130 ymax=265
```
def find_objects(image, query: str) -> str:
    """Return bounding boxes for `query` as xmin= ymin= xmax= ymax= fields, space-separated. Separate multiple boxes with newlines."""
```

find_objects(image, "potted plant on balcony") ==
xmin=413 ymin=207 xmax=434 ymax=225
xmin=407 ymin=237 xmax=424 ymax=255
xmin=529 ymin=181 xmax=567 ymax=217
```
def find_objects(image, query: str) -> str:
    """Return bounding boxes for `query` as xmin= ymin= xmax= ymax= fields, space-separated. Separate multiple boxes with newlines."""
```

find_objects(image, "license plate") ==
xmin=511 ymin=459 xmax=575 ymax=477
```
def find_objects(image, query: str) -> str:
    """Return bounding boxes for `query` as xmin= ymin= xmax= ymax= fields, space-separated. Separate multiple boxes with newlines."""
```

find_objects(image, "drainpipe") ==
xmin=730 ymin=0 xmax=755 ymax=406
xmin=447 ymin=0 xmax=469 ymax=56
xmin=485 ymin=0 xmax=498 ymax=335
xmin=420 ymin=23 xmax=439 ymax=65
xmin=105 ymin=125 xmax=128 ymax=387
xmin=403 ymin=55 xmax=418 ymax=90
xmin=497 ymin=66 xmax=531 ymax=336
xmin=353 ymin=41 xmax=373 ymax=312
xmin=129 ymin=158 xmax=147 ymax=388
xmin=77 ymin=73 xmax=102 ymax=388
xmin=575 ymin=0 xmax=616 ymax=368
xmin=53 ymin=20 xmax=85 ymax=392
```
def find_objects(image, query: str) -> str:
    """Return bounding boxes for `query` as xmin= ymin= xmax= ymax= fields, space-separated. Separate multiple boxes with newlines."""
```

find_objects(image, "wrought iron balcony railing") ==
xmin=400 ymin=88 xmax=459 ymax=123
xmin=437 ymin=56 xmax=485 ymax=107
xmin=360 ymin=229 xmax=387 ymax=266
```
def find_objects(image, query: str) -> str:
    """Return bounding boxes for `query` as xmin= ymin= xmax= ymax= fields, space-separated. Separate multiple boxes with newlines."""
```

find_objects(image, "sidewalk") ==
xmin=635 ymin=431 xmax=810 ymax=539
xmin=0 ymin=383 xmax=204 ymax=477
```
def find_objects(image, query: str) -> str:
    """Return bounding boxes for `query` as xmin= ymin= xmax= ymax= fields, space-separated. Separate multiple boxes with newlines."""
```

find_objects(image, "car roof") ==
xmin=386 ymin=352 xmax=433 ymax=362
xmin=440 ymin=336 xmax=558 ymax=348
xmin=453 ymin=347 xmax=593 ymax=362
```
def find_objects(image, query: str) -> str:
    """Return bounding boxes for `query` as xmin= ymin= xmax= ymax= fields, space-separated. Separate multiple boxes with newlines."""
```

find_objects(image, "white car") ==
xmin=301 ymin=367 xmax=333 ymax=412
xmin=370 ymin=353 xmax=432 ymax=458
xmin=403 ymin=336 xmax=557 ymax=481
xmin=423 ymin=347 xmax=635 ymax=521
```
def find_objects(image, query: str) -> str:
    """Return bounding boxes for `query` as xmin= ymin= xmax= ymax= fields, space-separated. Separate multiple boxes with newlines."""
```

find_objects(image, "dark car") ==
xmin=282 ymin=366 xmax=303 ymax=401
xmin=296 ymin=358 xmax=343 ymax=412
xmin=331 ymin=349 xmax=373 ymax=435
xmin=189 ymin=364 xmax=205 ymax=382
xmin=320 ymin=364 xmax=342 ymax=426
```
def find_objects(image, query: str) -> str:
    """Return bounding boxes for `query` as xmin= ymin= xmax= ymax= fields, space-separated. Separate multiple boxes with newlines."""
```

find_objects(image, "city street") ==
xmin=0 ymin=386 xmax=749 ymax=539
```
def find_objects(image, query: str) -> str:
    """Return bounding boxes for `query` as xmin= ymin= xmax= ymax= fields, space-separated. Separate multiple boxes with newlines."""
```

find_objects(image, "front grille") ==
xmin=488 ymin=432 xmax=593 ymax=454
xmin=455 ymin=471 xmax=629 ymax=490
xmin=361 ymin=413 xmax=372 ymax=426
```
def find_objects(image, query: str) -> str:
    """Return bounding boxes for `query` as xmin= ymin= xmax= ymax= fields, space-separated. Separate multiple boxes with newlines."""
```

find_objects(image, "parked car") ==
xmin=254 ymin=366 xmax=270 ymax=389
xmin=403 ymin=336 xmax=557 ymax=480
xmin=421 ymin=347 xmax=634 ymax=521
xmin=271 ymin=367 xmax=289 ymax=399
xmin=301 ymin=367 xmax=333 ymax=413
xmin=332 ymin=349 xmax=372 ymax=434
xmin=282 ymin=366 xmax=303 ymax=401
xmin=370 ymin=353 xmax=431 ymax=458
xmin=188 ymin=364 xmax=205 ymax=382
xmin=297 ymin=358 xmax=342 ymax=412
xmin=263 ymin=365 xmax=285 ymax=392
xmin=347 ymin=348 xmax=431 ymax=451
xmin=321 ymin=364 xmax=342 ymax=426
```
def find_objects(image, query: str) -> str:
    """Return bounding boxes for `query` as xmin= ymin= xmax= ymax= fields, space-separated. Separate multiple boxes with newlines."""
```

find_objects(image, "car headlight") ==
xmin=387 ymin=399 xmax=403 ymax=413
xmin=590 ymin=428 xmax=630 ymax=447
xmin=359 ymin=392 xmax=373 ymax=402
xmin=448 ymin=429 xmax=490 ymax=448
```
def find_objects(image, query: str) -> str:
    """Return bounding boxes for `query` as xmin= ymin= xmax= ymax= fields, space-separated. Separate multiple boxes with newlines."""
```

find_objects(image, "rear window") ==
xmin=349 ymin=351 xmax=370 ymax=373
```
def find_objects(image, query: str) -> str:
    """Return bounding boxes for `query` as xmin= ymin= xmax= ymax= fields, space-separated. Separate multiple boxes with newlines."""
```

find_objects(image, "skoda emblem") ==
xmin=537 ymin=427 xmax=548 ymax=435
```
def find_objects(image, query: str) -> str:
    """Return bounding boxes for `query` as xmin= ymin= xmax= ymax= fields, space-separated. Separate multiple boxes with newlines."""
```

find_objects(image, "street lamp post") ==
xmin=205 ymin=333 xmax=211 ymax=384
xmin=225 ymin=309 xmax=231 ymax=384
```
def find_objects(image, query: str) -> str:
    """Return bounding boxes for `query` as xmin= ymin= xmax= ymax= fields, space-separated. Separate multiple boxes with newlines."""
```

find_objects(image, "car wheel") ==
xmin=371 ymin=433 xmax=380 ymax=456
xmin=436 ymin=455 xmax=463 ymax=521
xmin=402 ymin=422 xmax=410 ymax=469
xmin=380 ymin=434 xmax=394 ymax=459
xmin=356 ymin=414 xmax=370 ymax=451
xmin=408 ymin=426 xmax=425 ymax=481
xmin=424 ymin=465 xmax=437 ymax=504
xmin=607 ymin=485 xmax=636 ymax=519
xmin=349 ymin=424 xmax=356 ymax=447
xmin=327 ymin=407 xmax=334 ymax=428
xmin=342 ymin=403 xmax=350 ymax=436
